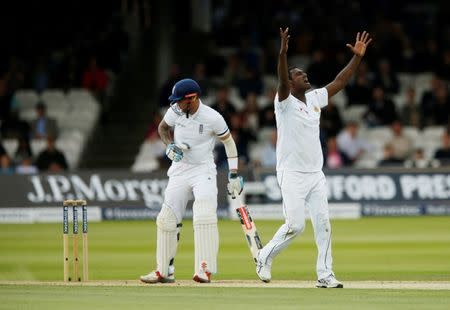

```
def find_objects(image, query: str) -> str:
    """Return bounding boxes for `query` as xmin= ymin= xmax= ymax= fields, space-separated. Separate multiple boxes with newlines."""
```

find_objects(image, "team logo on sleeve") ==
xmin=199 ymin=124 xmax=204 ymax=134
xmin=314 ymin=106 xmax=320 ymax=113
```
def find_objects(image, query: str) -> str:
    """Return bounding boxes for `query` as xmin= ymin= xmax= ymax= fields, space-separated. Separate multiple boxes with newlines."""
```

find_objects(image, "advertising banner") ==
xmin=238 ymin=169 xmax=450 ymax=218
xmin=1 ymin=168 xmax=450 ymax=222
xmin=0 ymin=170 xmax=229 ymax=222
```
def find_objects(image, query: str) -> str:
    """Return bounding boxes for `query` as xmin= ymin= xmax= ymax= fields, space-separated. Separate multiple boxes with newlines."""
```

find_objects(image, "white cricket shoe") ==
xmin=256 ymin=252 xmax=271 ymax=283
xmin=316 ymin=274 xmax=343 ymax=288
xmin=193 ymin=261 xmax=211 ymax=283
xmin=140 ymin=270 xmax=175 ymax=284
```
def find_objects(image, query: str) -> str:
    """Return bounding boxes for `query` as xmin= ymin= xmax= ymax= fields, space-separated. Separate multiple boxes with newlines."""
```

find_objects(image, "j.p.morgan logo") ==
xmin=27 ymin=174 xmax=168 ymax=208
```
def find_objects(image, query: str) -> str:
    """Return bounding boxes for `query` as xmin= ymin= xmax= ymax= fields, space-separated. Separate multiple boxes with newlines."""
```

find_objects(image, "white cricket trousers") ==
xmin=164 ymin=172 xmax=218 ymax=222
xmin=260 ymin=170 xmax=334 ymax=280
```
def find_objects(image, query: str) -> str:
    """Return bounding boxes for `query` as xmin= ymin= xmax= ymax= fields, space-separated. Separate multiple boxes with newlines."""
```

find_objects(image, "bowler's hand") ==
xmin=279 ymin=27 xmax=290 ymax=54
xmin=346 ymin=31 xmax=372 ymax=57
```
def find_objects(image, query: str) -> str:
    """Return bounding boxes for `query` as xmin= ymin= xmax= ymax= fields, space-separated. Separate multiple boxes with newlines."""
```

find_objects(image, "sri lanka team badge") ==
xmin=314 ymin=106 xmax=320 ymax=112
xmin=199 ymin=124 xmax=204 ymax=134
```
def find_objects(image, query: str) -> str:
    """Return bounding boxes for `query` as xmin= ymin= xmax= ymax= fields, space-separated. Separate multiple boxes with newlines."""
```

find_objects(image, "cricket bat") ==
xmin=234 ymin=194 xmax=263 ymax=264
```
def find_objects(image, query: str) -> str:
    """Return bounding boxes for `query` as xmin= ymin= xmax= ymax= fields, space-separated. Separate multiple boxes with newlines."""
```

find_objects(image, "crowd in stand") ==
xmin=1 ymin=1 xmax=450 ymax=173
xmin=140 ymin=0 xmax=450 ymax=171
xmin=0 ymin=2 xmax=130 ymax=174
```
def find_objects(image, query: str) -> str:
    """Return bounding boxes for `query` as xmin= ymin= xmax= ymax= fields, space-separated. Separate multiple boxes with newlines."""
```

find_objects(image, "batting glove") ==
xmin=227 ymin=172 xmax=244 ymax=199
xmin=166 ymin=143 xmax=184 ymax=162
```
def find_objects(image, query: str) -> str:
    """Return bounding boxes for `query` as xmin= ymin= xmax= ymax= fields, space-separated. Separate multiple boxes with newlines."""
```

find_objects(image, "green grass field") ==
xmin=1 ymin=217 xmax=450 ymax=309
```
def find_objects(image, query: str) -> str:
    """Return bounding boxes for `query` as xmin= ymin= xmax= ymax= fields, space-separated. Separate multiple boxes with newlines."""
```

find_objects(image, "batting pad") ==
xmin=156 ymin=205 xmax=178 ymax=277
xmin=193 ymin=199 xmax=218 ymax=274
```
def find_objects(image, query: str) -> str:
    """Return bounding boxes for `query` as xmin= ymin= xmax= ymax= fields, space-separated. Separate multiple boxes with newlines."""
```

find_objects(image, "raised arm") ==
xmin=277 ymin=27 xmax=290 ymax=101
xmin=325 ymin=31 xmax=372 ymax=98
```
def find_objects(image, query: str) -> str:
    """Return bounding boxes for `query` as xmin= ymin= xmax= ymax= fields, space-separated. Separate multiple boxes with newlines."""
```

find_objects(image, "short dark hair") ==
xmin=288 ymin=66 xmax=299 ymax=80
xmin=36 ymin=101 xmax=46 ymax=110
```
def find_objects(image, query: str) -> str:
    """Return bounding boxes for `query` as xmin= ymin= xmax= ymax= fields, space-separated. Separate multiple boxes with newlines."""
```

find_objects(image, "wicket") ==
xmin=63 ymin=199 xmax=88 ymax=282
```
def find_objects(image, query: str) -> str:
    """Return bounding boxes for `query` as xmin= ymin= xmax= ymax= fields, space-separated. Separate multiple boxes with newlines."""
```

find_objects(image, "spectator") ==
xmin=158 ymin=64 xmax=181 ymax=108
xmin=82 ymin=56 xmax=109 ymax=104
xmin=430 ymin=85 xmax=450 ymax=126
xmin=421 ymin=76 xmax=444 ymax=126
xmin=345 ymin=61 xmax=373 ymax=106
xmin=235 ymin=65 xmax=263 ymax=100
xmin=320 ymin=100 xmax=343 ymax=138
xmin=364 ymin=86 xmax=398 ymax=126
xmin=324 ymin=136 xmax=346 ymax=169
xmin=15 ymin=156 xmax=38 ymax=174
xmin=13 ymin=136 xmax=33 ymax=166
xmin=35 ymin=135 xmax=68 ymax=172
xmin=378 ymin=144 xmax=404 ymax=167
xmin=5 ymin=56 xmax=25 ymax=92
xmin=224 ymin=53 xmax=244 ymax=86
xmin=0 ymin=78 xmax=13 ymax=124
xmin=434 ymin=130 xmax=450 ymax=164
xmin=259 ymin=128 xmax=277 ymax=168
xmin=31 ymin=102 xmax=58 ymax=139
xmin=400 ymin=87 xmax=421 ymax=128
xmin=0 ymin=141 xmax=6 ymax=157
xmin=337 ymin=122 xmax=373 ymax=164
xmin=210 ymin=85 xmax=237 ymax=126
xmin=0 ymin=154 xmax=14 ymax=175
xmin=143 ymin=125 xmax=167 ymax=171
xmin=436 ymin=49 xmax=450 ymax=82
xmin=388 ymin=121 xmax=413 ymax=160
xmin=404 ymin=148 xmax=434 ymax=169
xmin=33 ymin=57 xmax=50 ymax=93
xmin=415 ymin=39 xmax=439 ymax=72
xmin=306 ymin=49 xmax=331 ymax=87
xmin=257 ymin=87 xmax=277 ymax=130
xmin=1 ymin=109 xmax=30 ymax=140
xmin=215 ymin=113 xmax=255 ymax=168
xmin=192 ymin=62 xmax=211 ymax=96
xmin=241 ymin=92 xmax=260 ymax=134
xmin=372 ymin=59 xmax=400 ymax=96
xmin=237 ymin=36 xmax=261 ymax=73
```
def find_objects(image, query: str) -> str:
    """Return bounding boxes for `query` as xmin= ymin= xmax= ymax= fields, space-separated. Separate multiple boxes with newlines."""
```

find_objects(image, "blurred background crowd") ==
xmin=1 ymin=0 xmax=450 ymax=175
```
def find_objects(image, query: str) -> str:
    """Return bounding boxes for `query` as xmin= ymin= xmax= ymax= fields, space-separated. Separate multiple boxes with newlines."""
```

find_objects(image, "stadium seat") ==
xmin=403 ymin=126 xmax=420 ymax=141
xmin=30 ymin=139 xmax=47 ymax=155
xmin=342 ymin=106 xmax=367 ymax=124
xmin=14 ymin=90 xmax=39 ymax=110
xmin=397 ymin=73 xmax=415 ymax=91
xmin=2 ymin=139 xmax=18 ymax=158
xmin=422 ymin=126 xmax=445 ymax=141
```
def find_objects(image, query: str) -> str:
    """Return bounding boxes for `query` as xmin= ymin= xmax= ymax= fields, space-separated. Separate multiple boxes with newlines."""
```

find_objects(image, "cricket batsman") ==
xmin=140 ymin=78 xmax=244 ymax=283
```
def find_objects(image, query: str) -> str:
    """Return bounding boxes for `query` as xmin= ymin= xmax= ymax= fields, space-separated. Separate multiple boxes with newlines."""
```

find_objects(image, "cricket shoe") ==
xmin=193 ymin=261 xmax=211 ymax=283
xmin=140 ymin=270 xmax=175 ymax=284
xmin=256 ymin=252 xmax=271 ymax=283
xmin=316 ymin=274 xmax=343 ymax=288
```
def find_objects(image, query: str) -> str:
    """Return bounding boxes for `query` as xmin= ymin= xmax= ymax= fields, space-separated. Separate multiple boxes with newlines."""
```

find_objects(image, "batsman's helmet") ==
xmin=168 ymin=78 xmax=201 ymax=103
xmin=169 ymin=78 xmax=201 ymax=116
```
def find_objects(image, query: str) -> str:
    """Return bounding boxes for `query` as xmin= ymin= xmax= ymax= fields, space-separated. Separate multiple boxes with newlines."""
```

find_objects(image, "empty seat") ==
xmin=2 ymin=139 xmax=18 ymax=157
xmin=366 ymin=126 xmax=393 ymax=146
xmin=342 ymin=106 xmax=366 ymax=124
xmin=14 ymin=90 xmax=39 ymax=110
xmin=403 ymin=126 xmax=420 ymax=141
xmin=422 ymin=126 xmax=445 ymax=141
xmin=30 ymin=139 xmax=47 ymax=155
xmin=41 ymin=89 xmax=69 ymax=113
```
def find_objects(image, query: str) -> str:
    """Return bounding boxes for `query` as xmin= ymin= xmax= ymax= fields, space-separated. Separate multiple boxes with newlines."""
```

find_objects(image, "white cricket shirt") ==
xmin=274 ymin=88 xmax=328 ymax=172
xmin=163 ymin=100 xmax=229 ymax=177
